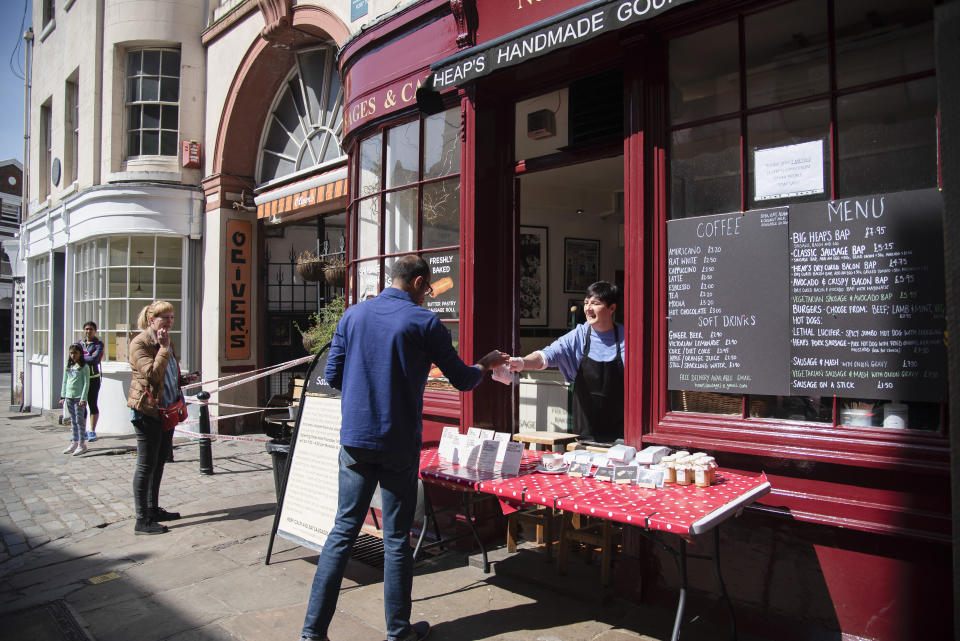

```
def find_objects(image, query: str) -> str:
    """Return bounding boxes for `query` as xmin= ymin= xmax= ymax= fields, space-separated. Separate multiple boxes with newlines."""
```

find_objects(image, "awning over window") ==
xmin=254 ymin=167 xmax=348 ymax=221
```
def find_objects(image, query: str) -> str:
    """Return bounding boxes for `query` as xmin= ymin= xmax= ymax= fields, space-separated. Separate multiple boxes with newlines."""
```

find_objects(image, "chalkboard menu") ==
xmin=788 ymin=189 xmax=946 ymax=402
xmin=667 ymin=208 xmax=790 ymax=395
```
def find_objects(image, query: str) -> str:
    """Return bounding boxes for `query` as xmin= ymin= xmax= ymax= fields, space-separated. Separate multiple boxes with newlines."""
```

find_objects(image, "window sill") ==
xmin=107 ymin=169 xmax=181 ymax=184
xmin=101 ymin=362 xmax=132 ymax=374
xmin=647 ymin=412 xmax=949 ymax=475
xmin=60 ymin=181 xmax=78 ymax=198
xmin=423 ymin=387 xmax=460 ymax=418
xmin=29 ymin=355 xmax=50 ymax=366
xmin=39 ymin=20 xmax=55 ymax=42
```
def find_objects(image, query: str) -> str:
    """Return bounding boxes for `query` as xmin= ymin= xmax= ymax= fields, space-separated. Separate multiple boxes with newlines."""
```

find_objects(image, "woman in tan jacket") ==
xmin=127 ymin=300 xmax=194 ymax=535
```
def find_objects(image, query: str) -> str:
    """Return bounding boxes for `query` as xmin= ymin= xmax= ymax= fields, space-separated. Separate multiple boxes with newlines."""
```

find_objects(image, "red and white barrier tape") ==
xmin=194 ymin=355 xmax=315 ymax=396
xmin=173 ymin=426 xmax=273 ymax=443
xmin=185 ymin=400 xmax=291 ymax=411
xmin=180 ymin=354 xmax=314 ymax=394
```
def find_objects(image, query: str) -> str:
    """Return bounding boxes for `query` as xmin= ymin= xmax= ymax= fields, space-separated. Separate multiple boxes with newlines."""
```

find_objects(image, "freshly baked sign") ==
xmin=424 ymin=250 xmax=459 ymax=320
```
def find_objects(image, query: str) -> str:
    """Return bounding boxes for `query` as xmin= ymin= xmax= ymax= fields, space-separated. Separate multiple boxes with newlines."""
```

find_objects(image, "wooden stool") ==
xmin=557 ymin=512 xmax=622 ymax=589
xmin=513 ymin=431 xmax=579 ymax=452
xmin=506 ymin=506 xmax=556 ymax=561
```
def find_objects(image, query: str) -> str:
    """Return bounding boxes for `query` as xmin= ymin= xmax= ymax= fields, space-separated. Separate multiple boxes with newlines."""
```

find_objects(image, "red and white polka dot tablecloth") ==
xmin=418 ymin=447 xmax=541 ymax=492
xmin=419 ymin=448 xmax=770 ymax=536
xmin=549 ymin=472 xmax=770 ymax=535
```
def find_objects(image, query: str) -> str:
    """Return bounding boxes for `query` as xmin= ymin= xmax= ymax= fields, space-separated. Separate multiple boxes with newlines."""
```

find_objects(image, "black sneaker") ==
xmin=389 ymin=621 xmax=430 ymax=641
xmin=153 ymin=507 xmax=181 ymax=521
xmin=134 ymin=519 xmax=168 ymax=535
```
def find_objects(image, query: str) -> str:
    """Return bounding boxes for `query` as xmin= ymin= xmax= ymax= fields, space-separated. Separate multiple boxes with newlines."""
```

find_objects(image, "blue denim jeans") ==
xmin=65 ymin=398 xmax=86 ymax=442
xmin=301 ymin=446 xmax=419 ymax=641
xmin=131 ymin=411 xmax=172 ymax=520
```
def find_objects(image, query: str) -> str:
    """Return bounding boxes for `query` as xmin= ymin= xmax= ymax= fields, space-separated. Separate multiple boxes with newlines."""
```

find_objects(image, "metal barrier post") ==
xmin=197 ymin=390 xmax=214 ymax=475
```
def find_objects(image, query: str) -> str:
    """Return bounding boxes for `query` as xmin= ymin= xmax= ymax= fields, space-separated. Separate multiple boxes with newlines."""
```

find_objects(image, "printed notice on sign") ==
xmin=277 ymin=393 xmax=342 ymax=552
xmin=754 ymin=140 xmax=824 ymax=202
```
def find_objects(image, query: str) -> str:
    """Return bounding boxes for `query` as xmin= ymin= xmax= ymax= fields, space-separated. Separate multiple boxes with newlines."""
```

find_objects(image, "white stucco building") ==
xmin=22 ymin=0 xmax=206 ymax=431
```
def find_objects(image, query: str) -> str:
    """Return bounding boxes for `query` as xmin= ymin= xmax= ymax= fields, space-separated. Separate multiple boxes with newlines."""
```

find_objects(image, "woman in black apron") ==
xmin=572 ymin=323 xmax=624 ymax=443
xmin=508 ymin=281 xmax=625 ymax=444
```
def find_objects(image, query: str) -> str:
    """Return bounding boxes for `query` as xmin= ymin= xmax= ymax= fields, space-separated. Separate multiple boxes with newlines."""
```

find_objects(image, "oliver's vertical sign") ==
xmin=225 ymin=219 xmax=252 ymax=360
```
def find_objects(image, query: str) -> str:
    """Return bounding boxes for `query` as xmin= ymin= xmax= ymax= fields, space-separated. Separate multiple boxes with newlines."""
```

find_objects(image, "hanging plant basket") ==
xmin=295 ymin=251 xmax=327 ymax=282
xmin=324 ymin=262 xmax=346 ymax=288
xmin=301 ymin=332 xmax=317 ymax=352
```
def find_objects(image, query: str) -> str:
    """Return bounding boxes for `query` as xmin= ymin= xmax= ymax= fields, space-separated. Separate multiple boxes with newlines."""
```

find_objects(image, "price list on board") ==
xmin=788 ymin=189 xmax=946 ymax=401
xmin=667 ymin=208 xmax=790 ymax=396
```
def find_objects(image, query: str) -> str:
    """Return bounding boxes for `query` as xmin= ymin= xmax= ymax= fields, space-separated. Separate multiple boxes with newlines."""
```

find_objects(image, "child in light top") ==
xmin=61 ymin=343 xmax=90 ymax=456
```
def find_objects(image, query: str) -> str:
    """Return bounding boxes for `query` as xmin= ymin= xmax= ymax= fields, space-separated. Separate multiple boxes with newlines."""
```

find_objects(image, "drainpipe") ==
xmin=19 ymin=27 xmax=33 ymax=412
xmin=93 ymin=0 xmax=103 ymax=184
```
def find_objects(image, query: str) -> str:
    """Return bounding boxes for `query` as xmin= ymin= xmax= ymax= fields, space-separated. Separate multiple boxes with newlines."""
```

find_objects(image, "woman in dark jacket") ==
xmin=127 ymin=300 xmax=194 ymax=534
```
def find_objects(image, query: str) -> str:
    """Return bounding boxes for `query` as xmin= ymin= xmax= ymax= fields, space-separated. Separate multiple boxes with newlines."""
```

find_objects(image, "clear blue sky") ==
xmin=1 ymin=0 xmax=31 ymax=164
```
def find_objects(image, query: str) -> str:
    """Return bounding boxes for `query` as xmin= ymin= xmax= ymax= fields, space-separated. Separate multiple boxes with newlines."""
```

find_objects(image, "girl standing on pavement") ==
xmin=60 ymin=343 xmax=90 ymax=456
xmin=126 ymin=300 xmax=194 ymax=535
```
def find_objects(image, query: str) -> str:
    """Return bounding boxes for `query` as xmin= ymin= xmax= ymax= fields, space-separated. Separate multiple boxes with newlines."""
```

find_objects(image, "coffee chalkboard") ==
xmin=667 ymin=208 xmax=790 ymax=395
xmin=788 ymin=189 xmax=946 ymax=402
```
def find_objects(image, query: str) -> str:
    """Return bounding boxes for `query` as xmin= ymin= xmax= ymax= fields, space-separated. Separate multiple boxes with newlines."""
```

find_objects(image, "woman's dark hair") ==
xmin=83 ymin=321 xmax=97 ymax=330
xmin=586 ymin=281 xmax=620 ymax=307
xmin=391 ymin=255 xmax=430 ymax=284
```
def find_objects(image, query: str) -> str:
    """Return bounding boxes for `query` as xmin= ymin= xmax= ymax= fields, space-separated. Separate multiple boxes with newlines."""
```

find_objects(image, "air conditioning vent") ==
xmin=568 ymin=70 xmax=623 ymax=147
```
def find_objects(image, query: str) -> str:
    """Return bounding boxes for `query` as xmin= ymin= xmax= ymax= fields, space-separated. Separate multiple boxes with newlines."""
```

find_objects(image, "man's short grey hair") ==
xmin=391 ymin=255 xmax=430 ymax=284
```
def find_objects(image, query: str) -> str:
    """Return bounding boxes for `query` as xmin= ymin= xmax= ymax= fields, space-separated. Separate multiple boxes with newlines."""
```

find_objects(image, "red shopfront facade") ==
xmin=338 ymin=1 xmax=952 ymax=638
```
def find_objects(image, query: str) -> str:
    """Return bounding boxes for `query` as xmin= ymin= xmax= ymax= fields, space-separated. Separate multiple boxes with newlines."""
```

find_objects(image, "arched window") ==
xmin=257 ymin=46 xmax=345 ymax=186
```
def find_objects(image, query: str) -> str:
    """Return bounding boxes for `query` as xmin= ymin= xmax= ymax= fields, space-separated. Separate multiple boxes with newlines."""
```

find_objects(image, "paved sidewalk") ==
xmin=0 ymin=386 xmax=754 ymax=641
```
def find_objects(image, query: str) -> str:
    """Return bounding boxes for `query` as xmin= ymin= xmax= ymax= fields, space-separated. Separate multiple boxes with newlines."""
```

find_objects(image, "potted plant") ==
xmin=295 ymin=295 xmax=346 ymax=354
xmin=295 ymin=250 xmax=327 ymax=282
xmin=323 ymin=257 xmax=346 ymax=289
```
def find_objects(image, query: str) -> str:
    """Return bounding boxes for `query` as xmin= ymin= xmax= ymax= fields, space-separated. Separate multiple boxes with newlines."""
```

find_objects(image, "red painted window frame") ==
xmin=640 ymin=0 xmax=948 ymax=476
xmin=345 ymin=104 xmax=465 ymax=423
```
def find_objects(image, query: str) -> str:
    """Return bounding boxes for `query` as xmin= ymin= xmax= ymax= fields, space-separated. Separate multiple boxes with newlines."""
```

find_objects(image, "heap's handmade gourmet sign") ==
xmin=274 ymin=349 xmax=343 ymax=553
xmin=225 ymin=219 xmax=251 ymax=360
xmin=788 ymin=189 xmax=946 ymax=401
xmin=666 ymin=188 xmax=947 ymax=403
xmin=667 ymin=208 xmax=790 ymax=395
xmin=430 ymin=0 xmax=696 ymax=91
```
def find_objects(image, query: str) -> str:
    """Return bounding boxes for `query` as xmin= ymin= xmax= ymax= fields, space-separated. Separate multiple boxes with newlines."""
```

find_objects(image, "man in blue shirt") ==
xmin=300 ymin=255 xmax=508 ymax=641
xmin=509 ymin=281 xmax=625 ymax=443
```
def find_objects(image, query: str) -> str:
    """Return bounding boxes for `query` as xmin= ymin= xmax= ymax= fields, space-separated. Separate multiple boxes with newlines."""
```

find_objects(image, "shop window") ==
xmin=746 ymin=100 xmax=830 ymax=208
xmin=350 ymin=108 xmax=463 ymax=388
xmin=665 ymin=0 xmax=939 ymax=432
xmin=744 ymin=0 xmax=828 ymax=109
xmin=837 ymin=77 xmax=937 ymax=197
xmin=835 ymin=0 xmax=934 ymax=90
xmin=670 ymin=119 xmax=739 ymax=219
xmin=73 ymin=236 xmax=183 ymax=361
xmin=31 ymin=256 xmax=50 ymax=356
xmin=126 ymin=48 xmax=180 ymax=158
xmin=258 ymin=47 xmax=344 ymax=187
xmin=669 ymin=22 xmax=739 ymax=125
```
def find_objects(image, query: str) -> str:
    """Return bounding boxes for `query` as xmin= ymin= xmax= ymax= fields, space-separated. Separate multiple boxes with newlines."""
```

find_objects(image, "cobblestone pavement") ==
xmin=0 ymin=377 xmax=274 ymax=566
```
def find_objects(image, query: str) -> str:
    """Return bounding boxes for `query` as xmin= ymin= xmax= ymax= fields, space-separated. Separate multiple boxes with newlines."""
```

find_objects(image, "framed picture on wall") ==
xmin=564 ymin=237 xmax=599 ymax=293
xmin=519 ymin=226 xmax=548 ymax=326
xmin=567 ymin=298 xmax=587 ymax=327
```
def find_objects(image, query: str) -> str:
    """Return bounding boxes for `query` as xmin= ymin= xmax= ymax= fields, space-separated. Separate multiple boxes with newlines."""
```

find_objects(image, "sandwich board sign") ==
xmin=267 ymin=346 xmax=341 ymax=561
